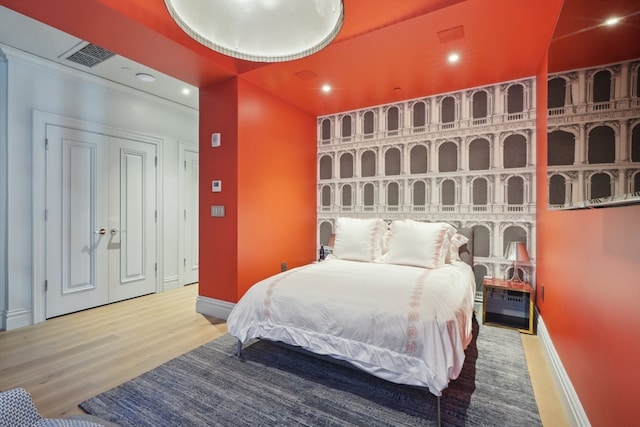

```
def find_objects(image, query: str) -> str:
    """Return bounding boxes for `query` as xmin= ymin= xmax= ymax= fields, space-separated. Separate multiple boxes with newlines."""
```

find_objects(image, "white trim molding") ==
xmin=537 ymin=315 xmax=591 ymax=427
xmin=196 ymin=295 xmax=234 ymax=320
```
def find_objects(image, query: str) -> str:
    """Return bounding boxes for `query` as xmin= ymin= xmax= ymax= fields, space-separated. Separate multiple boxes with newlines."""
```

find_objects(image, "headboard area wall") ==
xmin=316 ymin=77 xmax=537 ymax=299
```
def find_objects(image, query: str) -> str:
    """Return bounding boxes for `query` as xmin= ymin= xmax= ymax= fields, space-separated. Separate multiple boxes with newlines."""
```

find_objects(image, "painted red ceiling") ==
xmin=0 ymin=0 xmax=637 ymax=116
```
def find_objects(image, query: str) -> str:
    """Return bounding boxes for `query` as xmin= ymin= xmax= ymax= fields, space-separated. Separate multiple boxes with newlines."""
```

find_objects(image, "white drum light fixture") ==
xmin=164 ymin=0 xmax=344 ymax=63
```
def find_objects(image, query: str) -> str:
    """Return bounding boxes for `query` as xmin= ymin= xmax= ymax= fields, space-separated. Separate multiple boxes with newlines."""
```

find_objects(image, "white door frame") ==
xmin=32 ymin=110 xmax=163 ymax=324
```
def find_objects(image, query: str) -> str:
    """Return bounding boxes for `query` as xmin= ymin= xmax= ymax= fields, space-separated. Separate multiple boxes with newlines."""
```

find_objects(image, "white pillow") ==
xmin=445 ymin=232 xmax=469 ymax=264
xmin=332 ymin=217 xmax=387 ymax=262
xmin=384 ymin=220 xmax=456 ymax=268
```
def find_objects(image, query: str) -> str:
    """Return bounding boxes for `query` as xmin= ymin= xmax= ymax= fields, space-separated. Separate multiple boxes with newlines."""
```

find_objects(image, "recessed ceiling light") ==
xmin=448 ymin=53 xmax=460 ymax=63
xmin=182 ymin=88 xmax=191 ymax=95
xmin=321 ymin=84 xmax=332 ymax=93
xmin=136 ymin=73 xmax=156 ymax=83
xmin=604 ymin=16 xmax=621 ymax=26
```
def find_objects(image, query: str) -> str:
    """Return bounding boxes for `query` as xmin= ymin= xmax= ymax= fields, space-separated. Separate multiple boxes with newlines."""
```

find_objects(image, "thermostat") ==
xmin=212 ymin=180 xmax=222 ymax=192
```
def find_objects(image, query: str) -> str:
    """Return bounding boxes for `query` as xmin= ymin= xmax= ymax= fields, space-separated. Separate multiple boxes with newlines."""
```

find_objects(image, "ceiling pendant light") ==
xmin=164 ymin=0 xmax=344 ymax=63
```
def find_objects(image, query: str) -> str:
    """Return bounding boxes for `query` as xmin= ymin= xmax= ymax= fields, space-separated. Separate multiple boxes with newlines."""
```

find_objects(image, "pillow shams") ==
xmin=445 ymin=232 xmax=469 ymax=264
xmin=384 ymin=220 xmax=456 ymax=268
xmin=332 ymin=217 xmax=387 ymax=262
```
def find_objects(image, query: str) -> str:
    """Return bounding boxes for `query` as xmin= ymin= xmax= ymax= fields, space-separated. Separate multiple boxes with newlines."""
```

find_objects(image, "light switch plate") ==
xmin=212 ymin=180 xmax=222 ymax=192
xmin=211 ymin=205 xmax=225 ymax=217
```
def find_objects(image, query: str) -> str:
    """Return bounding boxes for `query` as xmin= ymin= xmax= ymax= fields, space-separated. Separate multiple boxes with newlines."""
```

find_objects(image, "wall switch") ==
xmin=211 ymin=132 xmax=221 ymax=147
xmin=212 ymin=180 xmax=222 ymax=192
xmin=210 ymin=205 xmax=225 ymax=217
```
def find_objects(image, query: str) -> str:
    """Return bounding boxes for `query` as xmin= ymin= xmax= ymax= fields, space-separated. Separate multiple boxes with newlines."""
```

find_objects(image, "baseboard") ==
xmin=537 ymin=315 xmax=591 ymax=427
xmin=1 ymin=307 xmax=32 ymax=331
xmin=196 ymin=295 xmax=234 ymax=320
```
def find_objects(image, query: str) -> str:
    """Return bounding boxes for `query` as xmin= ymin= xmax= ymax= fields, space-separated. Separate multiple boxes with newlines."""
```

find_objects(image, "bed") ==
xmin=227 ymin=218 xmax=476 ymax=425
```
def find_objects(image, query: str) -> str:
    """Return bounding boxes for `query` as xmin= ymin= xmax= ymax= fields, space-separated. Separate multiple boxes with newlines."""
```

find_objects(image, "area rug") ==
xmin=80 ymin=320 xmax=541 ymax=426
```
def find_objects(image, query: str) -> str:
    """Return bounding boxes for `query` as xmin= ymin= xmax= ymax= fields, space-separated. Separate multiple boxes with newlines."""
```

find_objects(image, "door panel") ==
xmin=184 ymin=149 xmax=199 ymax=285
xmin=108 ymin=139 xmax=157 ymax=302
xmin=45 ymin=126 xmax=108 ymax=318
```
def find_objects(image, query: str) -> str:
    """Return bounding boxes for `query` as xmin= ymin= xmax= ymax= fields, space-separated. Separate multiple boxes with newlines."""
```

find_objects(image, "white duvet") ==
xmin=227 ymin=257 xmax=476 ymax=396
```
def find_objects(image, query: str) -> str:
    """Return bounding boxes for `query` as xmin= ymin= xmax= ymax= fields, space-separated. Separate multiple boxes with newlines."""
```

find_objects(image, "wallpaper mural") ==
xmin=316 ymin=77 xmax=537 ymax=300
xmin=547 ymin=57 xmax=640 ymax=208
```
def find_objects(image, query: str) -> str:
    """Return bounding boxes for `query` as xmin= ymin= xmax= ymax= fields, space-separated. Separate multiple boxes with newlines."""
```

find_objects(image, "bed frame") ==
xmin=235 ymin=227 xmax=475 ymax=427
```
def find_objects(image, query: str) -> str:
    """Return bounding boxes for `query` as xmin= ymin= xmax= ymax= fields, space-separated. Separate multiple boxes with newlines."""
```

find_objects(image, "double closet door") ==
xmin=45 ymin=125 xmax=158 ymax=318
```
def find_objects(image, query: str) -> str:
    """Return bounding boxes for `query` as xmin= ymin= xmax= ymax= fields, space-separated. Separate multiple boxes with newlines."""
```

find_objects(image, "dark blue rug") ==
xmin=80 ymin=319 xmax=541 ymax=426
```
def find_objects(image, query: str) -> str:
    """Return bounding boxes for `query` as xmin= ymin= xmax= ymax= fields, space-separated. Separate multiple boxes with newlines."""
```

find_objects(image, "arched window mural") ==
xmin=472 ymin=91 xmax=488 ymax=118
xmin=341 ymin=115 xmax=352 ymax=138
xmin=503 ymin=134 xmax=527 ymax=168
xmin=387 ymin=182 xmax=399 ymax=206
xmin=361 ymin=150 xmax=376 ymax=177
xmin=549 ymin=174 xmax=566 ymax=206
xmin=632 ymin=124 xmax=640 ymax=162
xmin=413 ymin=102 xmax=426 ymax=128
xmin=473 ymin=225 xmax=490 ymax=257
xmin=634 ymin=172 xmax=640 ymax=192
xmin=507 ymin=84 xmax=524 ymax=113
xmin=385 ymin=147 xmax=401 ymax=175
xmin=413 ymin=181 xmax=426 ymax=205
xmin=507 ymin=176 xmax=524 ymax=205
xmin=387 ymin=106 xmax=399 ymax=133
xmin=319 ymin=155 xmax=332 ymax=179
xmin=410 ymin=145 xmax=428 ymax=174
xmin=339 ymin=152 xmax=354 ymax=178
xmin=321 ymin=118 xmax=332 ymax=141
xmin=321 ymin=185 xmax=331 ymax=208
xmin=590 ymin=172 xmax=611 ymax=199
xmin=363 ymin=183 xmax=375 ymax=207
xmin=438 ymin=141 xmax=457 ymax=172
xmin=593 ymin=70 xmax=611 ymax=103
xmin=548 ymin=77 xmax=567 ymax=108
xmin=469 ymin=138 xmax=490 ymax=170
xmin=441 ymin=96 xmax=455 ymax=123
xmin=363 ymin=111 xmax=375 ymax=137
xmin=588 ymin=125 xmax=615 ymax=164
xmin=341 ymin=184 xmax=352 ymax=207
xmin=441 ymin=179 xmax=455 ymax=206
xmin=472 ymin=177 xmax=488 ymax=206
xmin=548 ymin=130 xmax=575 ymax=165
xmin=319 ymin=221 xmax=333 ymax=246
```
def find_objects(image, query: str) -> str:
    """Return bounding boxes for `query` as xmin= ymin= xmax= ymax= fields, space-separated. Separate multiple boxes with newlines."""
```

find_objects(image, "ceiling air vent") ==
xmin=63 ymin=42 xmax=115 ymax=67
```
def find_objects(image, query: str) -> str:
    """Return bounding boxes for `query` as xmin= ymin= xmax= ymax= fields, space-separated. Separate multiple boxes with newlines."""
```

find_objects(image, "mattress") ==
xmin=227 ymin=257 xmax=476 ymax=396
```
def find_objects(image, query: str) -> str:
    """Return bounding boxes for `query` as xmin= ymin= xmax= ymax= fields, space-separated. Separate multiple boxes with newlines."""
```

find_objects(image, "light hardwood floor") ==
xmin=1 ymin=285 xmax=568 ymax=425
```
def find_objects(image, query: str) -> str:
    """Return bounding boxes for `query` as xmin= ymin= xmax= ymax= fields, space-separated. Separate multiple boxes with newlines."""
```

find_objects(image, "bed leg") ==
xmin=236 ymin=339 xmax=243 ymax=357
xmin=437 ymin=395 xmax=441 ymax=427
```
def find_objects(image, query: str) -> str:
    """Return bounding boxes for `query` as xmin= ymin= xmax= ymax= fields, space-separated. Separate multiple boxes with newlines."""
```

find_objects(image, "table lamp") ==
xmin=504 ymin=241 xmax=530 ymax=282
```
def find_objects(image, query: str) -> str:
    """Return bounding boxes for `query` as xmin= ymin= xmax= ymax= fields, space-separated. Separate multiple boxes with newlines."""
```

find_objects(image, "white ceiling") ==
xmin=0 ymin=5 xmax=198 ymax=109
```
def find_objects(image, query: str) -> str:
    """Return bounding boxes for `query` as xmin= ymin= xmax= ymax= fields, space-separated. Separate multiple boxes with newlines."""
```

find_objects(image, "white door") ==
xmin=108 ymin=138 xmax=158 ymax=302
xmin=183 ymin=148 xmax=199 ymax=285
xmin=45 ymin=125 xmax=109 ymax=317
xmin=45 ymin=125 xmax=157 ymax=318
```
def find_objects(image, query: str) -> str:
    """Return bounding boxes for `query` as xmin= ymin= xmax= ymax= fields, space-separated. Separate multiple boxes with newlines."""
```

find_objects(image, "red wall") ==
xmin=536 ymin=57 xmax=640 ymax=427
xmin=198 ymin=77 xmax=317 ymax=303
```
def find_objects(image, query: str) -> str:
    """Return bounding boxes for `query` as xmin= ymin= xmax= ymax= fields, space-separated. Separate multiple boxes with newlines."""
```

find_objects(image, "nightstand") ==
xmin=482 ymin=277 xmax=534 ymax=334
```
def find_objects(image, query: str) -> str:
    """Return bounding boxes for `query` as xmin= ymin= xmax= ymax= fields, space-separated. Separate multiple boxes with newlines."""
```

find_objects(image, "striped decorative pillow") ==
xmin=332 ymin=217 xmax=387 ymax=262
xmin=383 ymin=220 xmax=455 ymax=268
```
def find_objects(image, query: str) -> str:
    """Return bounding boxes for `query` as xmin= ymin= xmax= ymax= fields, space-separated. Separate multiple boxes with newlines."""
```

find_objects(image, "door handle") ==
xmin=95 ymin=228 xmax=107 ymax=235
